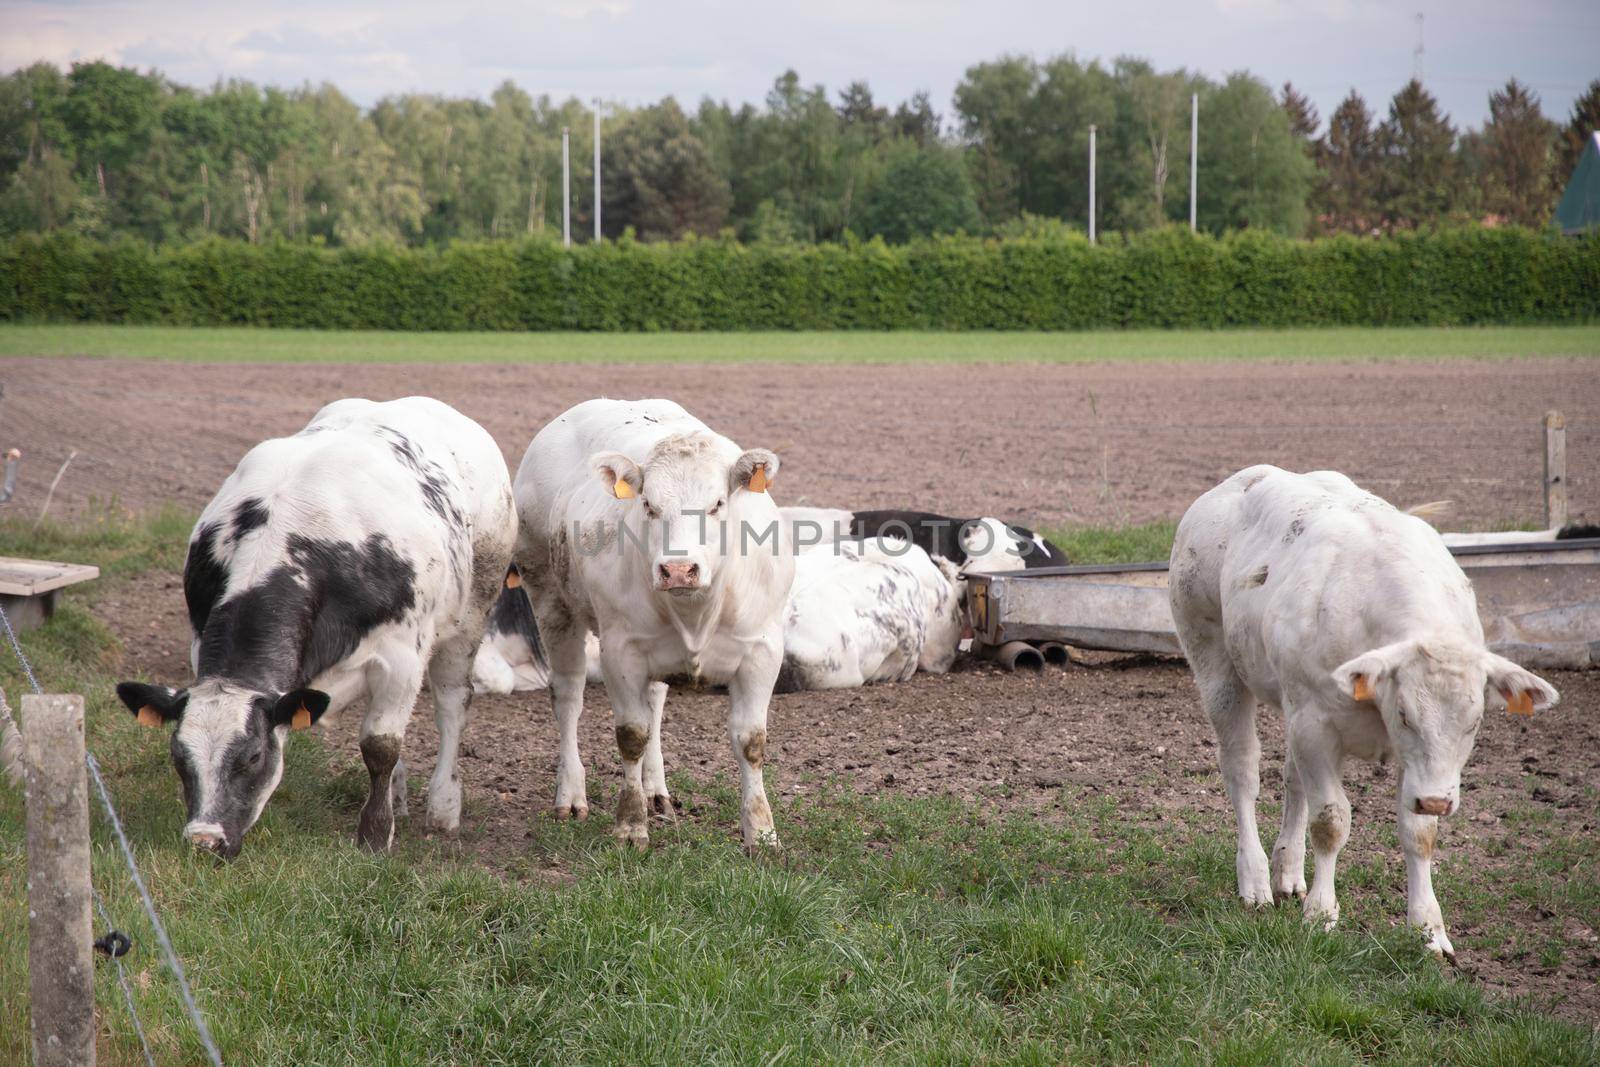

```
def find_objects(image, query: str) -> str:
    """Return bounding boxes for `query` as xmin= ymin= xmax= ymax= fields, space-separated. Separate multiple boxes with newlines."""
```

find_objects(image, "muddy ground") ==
xmin=19 ymin=353 xmax=1600 ymax=1023
xmin=7 ymin=354 xmax=1597 ymax=528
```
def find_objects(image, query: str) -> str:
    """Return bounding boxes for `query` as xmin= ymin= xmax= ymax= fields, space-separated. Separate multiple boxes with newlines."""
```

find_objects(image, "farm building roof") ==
xmin=1555 ymin=131 xmax=1600 ymax=235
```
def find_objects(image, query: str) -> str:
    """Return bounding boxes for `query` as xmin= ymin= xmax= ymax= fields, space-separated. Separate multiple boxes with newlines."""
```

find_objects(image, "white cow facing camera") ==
xmin=1169 ymin=465 xmax=1558 ymax=959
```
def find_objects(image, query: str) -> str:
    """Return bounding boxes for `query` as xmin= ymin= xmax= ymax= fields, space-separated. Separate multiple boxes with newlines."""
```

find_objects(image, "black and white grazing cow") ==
xmin=781 ymin=507 xmax=1069 ymax=572
xmin=116 ymin=397 xmax=516 ymax=858
xmin=1170 ymin=465 xmax=1559 ymax=958
xmin=514 ymin=398 xmax=794 ymax=850
xmin=777 ymin=537 xmax=966 ymax=691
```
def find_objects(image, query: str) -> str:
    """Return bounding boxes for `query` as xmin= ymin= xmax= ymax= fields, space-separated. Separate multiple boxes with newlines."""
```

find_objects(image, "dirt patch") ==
xmin=99 ymin=564 xmax=1600 ymax=1023
xmin=7 ymin=355 xmax=1596 ymax=529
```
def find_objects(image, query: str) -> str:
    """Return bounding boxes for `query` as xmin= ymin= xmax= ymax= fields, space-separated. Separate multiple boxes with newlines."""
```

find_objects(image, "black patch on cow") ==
xmin=192 ymin=533 xmax=417 ymax=692
xmin=1283 ymin=518 xmax=1306 ymax=544
xmin=1006 ymin=523 xmax=1071 ymax=567
xmin=381 ymin=427 xmax=466 ymax=533
xmin=184 ymin=522 xmax=230 ymax=634
xmin=230 ymin=497 xmax=269 ymax=541
xmin=1558 ymin=523 xmax=1600 ymax=540
xmin=486 ymin=566 xmax=549 ymax=676
xmin=850 ymin=509 xmax=1070 ymax=569
xmin=852 ymin=510 xmax=969 ymax=563
xmin=1247 ymin=564 xmax=1270 ymax=587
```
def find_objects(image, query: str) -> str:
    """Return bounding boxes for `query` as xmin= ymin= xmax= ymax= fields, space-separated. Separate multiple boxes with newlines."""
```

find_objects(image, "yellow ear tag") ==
xmin=747 ymin=465 xmax=769 ymax=493
xmin=613 ymin=479 xmax=635 ymax=499
xmin=1351 ymin=674 xmax=1375 ymax=702
xmin=1503 ymin=690 xmax=1534 ymax=716
xmin=291 ymin=706 xmax=313 ymax=730
xmin=505 ymin=569 xmax=522 ymax=589
xmin=136 ymin=705 xmax=165 ymax=728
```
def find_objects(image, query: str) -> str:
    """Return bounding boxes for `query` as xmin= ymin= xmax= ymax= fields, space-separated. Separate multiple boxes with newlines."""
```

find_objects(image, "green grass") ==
xmin=1042 ymin=521 xmax=1177 ymax=565
xmin=3 ymin=513 xmax=1596 ymax=1065
xmin=2 ymin=323 xmax=1598 ymax=364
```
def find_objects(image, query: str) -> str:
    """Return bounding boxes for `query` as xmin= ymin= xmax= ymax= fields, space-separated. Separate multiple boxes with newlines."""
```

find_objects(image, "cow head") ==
xmin=116 ymin=679 xmax=330 ymax=858
xmin=1332 ymin=641 xmax=1557 ymax=816
xmin=594 ymin=435 xmax=780 ymax=597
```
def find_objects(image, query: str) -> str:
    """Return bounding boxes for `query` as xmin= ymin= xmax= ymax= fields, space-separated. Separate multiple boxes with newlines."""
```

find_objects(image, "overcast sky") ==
xmin=3 ymin=0 xmax=1595 ymax=134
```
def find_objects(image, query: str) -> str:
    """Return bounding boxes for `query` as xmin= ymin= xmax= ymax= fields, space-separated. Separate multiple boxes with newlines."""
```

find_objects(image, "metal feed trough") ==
xmin=967 ymin=538 xmax=1600 ymax=671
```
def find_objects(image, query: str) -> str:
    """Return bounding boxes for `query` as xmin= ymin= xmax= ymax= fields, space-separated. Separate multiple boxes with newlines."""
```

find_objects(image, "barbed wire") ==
xmin=1 ymin=599 xmax=224 ymax=1066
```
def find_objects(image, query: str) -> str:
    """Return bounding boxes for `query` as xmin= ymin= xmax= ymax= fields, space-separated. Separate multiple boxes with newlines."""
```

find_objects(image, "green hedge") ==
xmin=3 ymin=228 xmax=1597 ymax=330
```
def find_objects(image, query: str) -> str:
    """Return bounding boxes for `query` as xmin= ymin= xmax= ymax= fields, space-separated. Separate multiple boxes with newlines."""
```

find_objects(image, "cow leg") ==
xmin=642 ymin=681 xmax=675 ymax=819
xmin=358 ymin=650 xmax=425 ymax=852
xmin=391 ymin=757 xmax=409 ymax=818
xmin=1291 ymin=718 xmax=1349 ymax=930
xmin=1270 ymin=740 xmax=1308 ymax=901
xmin=1396 ymin=768 xmax=1454 ymax=960
xmin=598 ymin=639 xmax=654 ymax=850
xmin=1192 ymin=646 xmax=1271 ymax=906
xmin=425 ymin=632 xmax=478 ymax=833
xmin=728 ymin=639 xmax=782 ymax=852
xmin=544 ymin=617 xmax=591 ymax=820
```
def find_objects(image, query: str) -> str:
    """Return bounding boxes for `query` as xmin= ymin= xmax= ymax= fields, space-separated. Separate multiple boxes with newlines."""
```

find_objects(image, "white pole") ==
xmin=1189 ymin=93 xmax=1198 ymax=233
xmin=1088 ymin=124 xmax=1096 ymax=244
xmin=593 ymin=101 xmax=602 ymax=242
xmin=562 ymin=127 xmax=571 ymax=247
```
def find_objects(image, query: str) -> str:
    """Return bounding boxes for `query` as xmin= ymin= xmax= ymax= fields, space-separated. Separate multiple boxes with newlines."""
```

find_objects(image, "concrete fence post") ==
xmin=1543 ymin=411 xmax=1567 ymax=530
xmin=23 ymin=693 xmax=95 ymax=1067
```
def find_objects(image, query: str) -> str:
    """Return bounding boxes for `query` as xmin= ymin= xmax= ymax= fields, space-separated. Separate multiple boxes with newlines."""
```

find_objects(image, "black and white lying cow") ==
xmin=514 ymin=398 xmax=794 ymax=851
xmin=781 ymin=507 xmax=1069 ymax=572
xmin=116 ymin=397 xmax=516 ymax=858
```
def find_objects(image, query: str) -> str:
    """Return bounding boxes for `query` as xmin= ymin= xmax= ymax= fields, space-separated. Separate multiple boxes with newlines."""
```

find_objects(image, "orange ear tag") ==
xmin=747 ymin=465 xmax=769 ymax=493
xmin=1503 ymin=690 xmax=1534 ymax=716
xmin=291 ymin=706 xmax=313 ymax=730
xmin=613 ymin=479 xmax=636 ymax=499
xmin=505 ymin=570 xmax=522 ymax=589
xmin=136 ymin=705 xmax=165 ymax=728
xmin=1351 ymin=675 xmax=1375 ymax=702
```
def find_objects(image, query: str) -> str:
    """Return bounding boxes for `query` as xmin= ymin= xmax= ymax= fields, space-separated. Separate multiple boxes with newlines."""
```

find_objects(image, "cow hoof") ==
xmin=647 ymin=793 xmax=677 ymax=821
xmin=614 ymin=826 xmax=650 ymax=851
xmin=743 ymin=828 xmax=782 ymax=854
xmin=1425 ymin=930 xmax=1457 ymax=963
xmin=1272 ymin=880 xmax=1307 ymax=903
xmin=552 ymin=802 xmax=589 ymax=821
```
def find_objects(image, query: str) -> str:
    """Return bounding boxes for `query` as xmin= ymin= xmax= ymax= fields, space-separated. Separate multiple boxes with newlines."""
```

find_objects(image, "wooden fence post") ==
xmin=1544 ymin=411 xmax=1567 ymax=530
xmin=23 ymin=693 xmax=95 ymax=1067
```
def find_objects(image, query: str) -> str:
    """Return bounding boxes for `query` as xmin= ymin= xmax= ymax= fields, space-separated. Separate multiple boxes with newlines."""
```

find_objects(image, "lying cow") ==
xmin=778 ymin=537 xmax=965 ymax=691
xmin=470 ymin=572 xmax=600 ymax=695
xmin=116 ymin=397 xmax=515 ymax=858
xmin=782 ymin=506 xmax=1069 ymax=572
xmin=514 ymin=398 xmax=794 ymax=850
xmin=1170 ymin=465 xmax=1558 ymax=957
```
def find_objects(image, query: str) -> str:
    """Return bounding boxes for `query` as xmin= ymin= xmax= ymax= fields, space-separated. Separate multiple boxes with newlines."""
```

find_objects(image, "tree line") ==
xmin=2 ymin=56 xmax=1596 ymax=248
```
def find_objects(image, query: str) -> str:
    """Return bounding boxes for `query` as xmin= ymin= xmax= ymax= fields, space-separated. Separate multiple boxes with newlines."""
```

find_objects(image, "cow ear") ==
xmin=269 ymin=689 xmax=331 ymax=731
xmin=1482 ymin=652 xmax=1559 ymax=716
xmin=731 ymin=448 xmax=779 ymax=495
xmin=1332 ymin=642 xmax=1408 ymax=704
xmin=593 ymin=451 xmax=642 ymax=500
xmin=116 ymin=682 xmax=187 ymax=728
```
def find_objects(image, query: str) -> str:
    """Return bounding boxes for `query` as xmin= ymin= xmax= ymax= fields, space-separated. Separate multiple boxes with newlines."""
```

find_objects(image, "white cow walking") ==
xmin=513 ymin=398 xmax=794 ymax=850
xmin=1169 ymin=465 xmax=1558 ymax=958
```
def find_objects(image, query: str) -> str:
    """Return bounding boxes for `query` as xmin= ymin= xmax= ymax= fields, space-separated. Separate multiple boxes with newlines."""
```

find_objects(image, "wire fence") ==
xmin=1 ymin=599 xmax=224 ymax=1066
